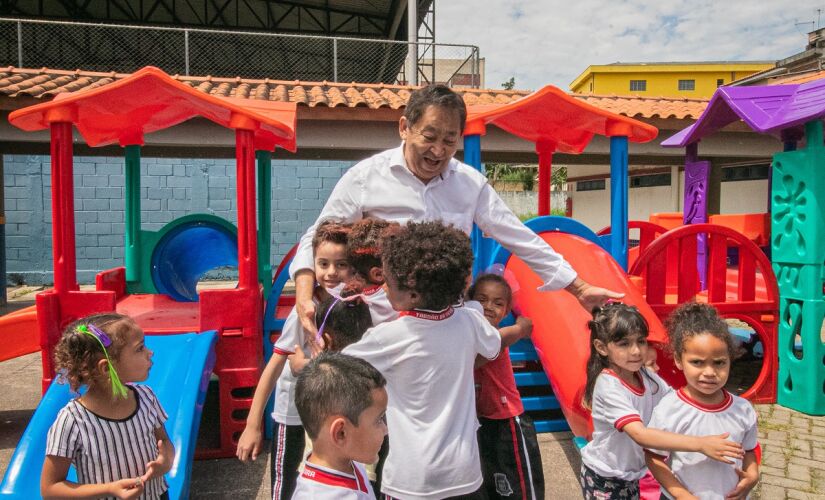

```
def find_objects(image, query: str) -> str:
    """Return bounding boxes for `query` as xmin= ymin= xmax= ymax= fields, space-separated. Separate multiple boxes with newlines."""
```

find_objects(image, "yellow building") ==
xmin=569 ymin=62 xmax=775 ymax=98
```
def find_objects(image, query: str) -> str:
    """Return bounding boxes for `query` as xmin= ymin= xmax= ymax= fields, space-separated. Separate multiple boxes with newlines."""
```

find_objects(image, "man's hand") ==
xmin=295 ymin=270 xmax=318 ymax=337
xmin=725 ymin=468 xmax=758 ymax=499
xmin=565 ymin=277 xmax=624 ymax=313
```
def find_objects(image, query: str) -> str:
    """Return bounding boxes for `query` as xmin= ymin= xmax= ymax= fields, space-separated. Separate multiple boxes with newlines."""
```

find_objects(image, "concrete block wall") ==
xmin=2 ymin=154 xmax=353 ymax=285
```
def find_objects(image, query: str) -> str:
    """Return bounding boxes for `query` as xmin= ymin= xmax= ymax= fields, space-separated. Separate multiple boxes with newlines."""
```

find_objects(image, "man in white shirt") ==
xmin=289 ymin=84 xmax=623 ymax=334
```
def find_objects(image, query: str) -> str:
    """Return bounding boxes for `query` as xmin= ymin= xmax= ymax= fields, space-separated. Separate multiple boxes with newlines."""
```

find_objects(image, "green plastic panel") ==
xmin=776 ymin=297 xmax=825 ymax=415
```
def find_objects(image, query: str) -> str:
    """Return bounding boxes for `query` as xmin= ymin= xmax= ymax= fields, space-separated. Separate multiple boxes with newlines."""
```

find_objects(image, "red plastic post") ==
xmin=235 ymin=128 xmax=259 ymax=292
xmin=536 ymin=140 xmax=556 ymax=216
xmin=50 ymin=122 xmax=78 ymax=293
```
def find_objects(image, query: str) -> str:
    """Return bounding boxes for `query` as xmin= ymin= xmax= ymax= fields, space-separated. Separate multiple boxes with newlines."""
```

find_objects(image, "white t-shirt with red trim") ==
xmin=362 ymin=284 xmax=398 ymax=326
xmin=271 ymin=305 xmax=312 ymax=426
xmin=581 ymin=368 xmax=672 ymax=481
xmin=292 ymin=460 xmax=375 ymax=499
xmin=646 ymin=389 xmax=759 ymax=499
xmin=343 ymin=305 xmax=501 ymax=500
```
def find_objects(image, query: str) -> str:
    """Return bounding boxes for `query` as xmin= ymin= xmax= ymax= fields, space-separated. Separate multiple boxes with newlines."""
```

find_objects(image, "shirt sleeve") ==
xmin=473 ymin=182 xmax=577 ymax=291
xmin=273 ymin=307 xmax=303 ymax=355
xmin=45 ymin=407 xmax=79 ymax=459
xmin=288 ymin=165 xmax=364 ymax=278
xmin=647 ymin=369 xmax=674 ymax=405
xmin=742 ymin=404 xmax=759 ymax=452
xmin=469 ymin=309 xmax=501 ymax=360
xmin=342 ymin=327 xmax=393 ymax=375
xmin=592 ymin=376 xmax=643 ymax=432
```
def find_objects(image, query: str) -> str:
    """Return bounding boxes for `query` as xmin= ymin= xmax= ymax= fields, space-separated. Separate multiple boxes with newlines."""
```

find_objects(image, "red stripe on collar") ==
xmin=362 ymin=284 xmax=383 ymax=296
xmin=399 ymin=307 xmax=455 ymax=321
xmin=676 ymin=388 xmax=733 ymax=412
xmin=301 ymin=462 xmax=367 ymax=492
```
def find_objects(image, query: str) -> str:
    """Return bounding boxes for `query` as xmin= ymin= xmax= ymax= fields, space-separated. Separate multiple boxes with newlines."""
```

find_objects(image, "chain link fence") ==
xmin=0 ymin=18 xmax=481 ymax=86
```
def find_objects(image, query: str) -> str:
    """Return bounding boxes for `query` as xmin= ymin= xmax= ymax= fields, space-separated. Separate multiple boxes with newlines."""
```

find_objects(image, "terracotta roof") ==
xmin=768 ymin=70 xmax=825 ymax=85
xmin=0 ymin=66 xmax=708 ymax=120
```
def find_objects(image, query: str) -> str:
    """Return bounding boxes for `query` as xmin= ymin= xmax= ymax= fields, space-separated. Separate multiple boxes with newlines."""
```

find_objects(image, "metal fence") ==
xmin=0 ymin=17 xmax=481 ymax=87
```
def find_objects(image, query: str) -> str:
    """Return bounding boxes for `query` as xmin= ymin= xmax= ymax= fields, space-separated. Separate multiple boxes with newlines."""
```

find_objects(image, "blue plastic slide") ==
xmin=0 ymin=331 xmax=217 ymax=499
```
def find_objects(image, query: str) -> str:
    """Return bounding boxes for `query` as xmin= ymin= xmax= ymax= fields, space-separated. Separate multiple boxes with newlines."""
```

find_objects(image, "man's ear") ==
xmin=399 ymin=116 xmax=410 ymax=141
xmin=368 ymin=266 xmax=384 ymax=285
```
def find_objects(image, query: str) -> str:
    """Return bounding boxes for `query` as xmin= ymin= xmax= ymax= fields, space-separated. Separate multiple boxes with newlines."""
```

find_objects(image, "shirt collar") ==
xmin=390 ymin=142 xmax=458 ymax=181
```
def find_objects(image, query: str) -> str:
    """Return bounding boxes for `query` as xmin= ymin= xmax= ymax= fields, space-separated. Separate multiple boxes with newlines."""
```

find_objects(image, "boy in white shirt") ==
xmin=292 ymin=352 xmax=387 ymax=499
xmin=343 ymin=221 xmax=501 ymax=499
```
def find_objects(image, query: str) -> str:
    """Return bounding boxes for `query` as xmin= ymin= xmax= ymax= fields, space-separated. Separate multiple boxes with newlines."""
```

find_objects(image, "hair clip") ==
xmin=76 ymin=324 xmax=128 ymax=399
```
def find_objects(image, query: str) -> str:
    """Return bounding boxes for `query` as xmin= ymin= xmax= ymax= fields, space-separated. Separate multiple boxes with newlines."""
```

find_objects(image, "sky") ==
xmin=434 ymin=1 xmax=825 ymax=91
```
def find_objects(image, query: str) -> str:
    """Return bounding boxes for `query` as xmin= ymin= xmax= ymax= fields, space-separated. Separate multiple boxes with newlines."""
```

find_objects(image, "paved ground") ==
xmin=1 ymin=286 xmax=824 ymax=499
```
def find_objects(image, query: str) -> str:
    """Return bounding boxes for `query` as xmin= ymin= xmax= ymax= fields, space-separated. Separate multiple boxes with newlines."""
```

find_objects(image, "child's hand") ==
xmin=288 ymin=345 xmax=310 ymax=376
xmin=697 ymin=433 xmax=744 ymax=464
xmin=515 ymin=316 xmax=533 ymax=339
xmin=109 ymin=477 xmax=144 ymax=499
xmin=725 ymin=467 xmax=758 ymax=499
xmin=236 ymin=426 xmax=263 ymax=462
xmin=307 ymin=335 xmax=324 ymax=357
xmin=141 ymin=439 xmax=173 ymax=482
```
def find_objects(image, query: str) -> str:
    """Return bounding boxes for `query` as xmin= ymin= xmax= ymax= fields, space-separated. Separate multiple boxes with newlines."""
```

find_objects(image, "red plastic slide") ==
xmin=0 ymin=305 xmax=39 ymax=362
xmin=504 ymin=232 xmax=673 ymax=439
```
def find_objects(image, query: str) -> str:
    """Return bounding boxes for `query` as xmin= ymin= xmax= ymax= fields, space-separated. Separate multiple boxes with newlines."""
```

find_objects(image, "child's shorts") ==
xmin=478 ymin=414 xmax=544 ymax=500
xmin=579 ymin=464 xmax=640 ymax=500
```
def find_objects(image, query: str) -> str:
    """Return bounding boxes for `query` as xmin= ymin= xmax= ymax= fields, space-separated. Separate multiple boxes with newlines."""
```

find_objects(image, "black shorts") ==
xmin=478 ymin=414 xmax=544 ymax=499
xmin=270 ymin=421 xmax=305 ymax=500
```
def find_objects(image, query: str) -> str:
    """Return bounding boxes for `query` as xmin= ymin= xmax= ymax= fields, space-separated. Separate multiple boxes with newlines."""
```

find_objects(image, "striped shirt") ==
xmin=46 ymin=384 xmax=169 ymax=499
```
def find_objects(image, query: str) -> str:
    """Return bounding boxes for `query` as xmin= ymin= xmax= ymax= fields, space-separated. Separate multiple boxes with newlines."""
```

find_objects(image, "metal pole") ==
xmin=184 ymin=29 xmax=190 ymax=75
xmin=17 ymin=21 xmax=23 ymax=68
xmin=609 ymin=136 xmax=629 ymax=271
xmin=407 ymin=0 xmax=418 ymax=85
xmin=333 ymin=38 xmax=338 ymax=82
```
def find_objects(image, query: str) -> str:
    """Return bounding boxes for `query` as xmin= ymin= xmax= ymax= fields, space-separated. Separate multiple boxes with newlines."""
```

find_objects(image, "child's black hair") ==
xmin=314 ymin=279 xmax=373 ymax=352
xmin=381 ymin=220 xmax=473 ymax=311
xmin=466 ymin=273 xmax=512 ymax=307
xmin=665 ymin=302 xmax=734 ymax=359
xmin=347 ymin=217 xmax=397 ymax=282
xmin=295 ymin=352 xmax=386 ymax=440
xmin=54 ymin=313 xmax=134 ymax=392
xmin=583 ymin=303 xmax=659 ymax=409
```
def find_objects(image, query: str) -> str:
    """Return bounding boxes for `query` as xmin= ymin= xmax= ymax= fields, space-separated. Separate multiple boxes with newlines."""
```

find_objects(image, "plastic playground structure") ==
xmin=3 ymin=67 xmax=822 ymax=498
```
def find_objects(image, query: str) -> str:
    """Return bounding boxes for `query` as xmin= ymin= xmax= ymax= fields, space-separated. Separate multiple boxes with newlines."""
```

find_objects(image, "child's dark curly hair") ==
xmin=315 ymin=278 xmax=373 ymax=352
xmin=467 ymin=274 xmax=512 ymax=307
xmin=347 ymin=217 xmax=398 ymax=281
xmin=381 ymin=220 xmax=473 ymax=310
xmin=665 ymin=302 xmax=734 ymax=359
xmin=53 ymin=313 xmax=134 ymax=392
xmin=312 ymin=219 xmax=351 ymax=251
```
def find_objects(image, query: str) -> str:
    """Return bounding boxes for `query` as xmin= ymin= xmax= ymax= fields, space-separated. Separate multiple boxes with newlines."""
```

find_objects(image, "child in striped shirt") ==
xmin=42 ymin=313 xmax=173 ymax=500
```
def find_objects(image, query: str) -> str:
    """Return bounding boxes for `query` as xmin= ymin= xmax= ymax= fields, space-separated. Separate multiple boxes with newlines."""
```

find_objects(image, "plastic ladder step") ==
xmin=533 ymin=419 xmax=570 ymax=433
xmin=522 ymin=395 xmax=560 ymax=411
xmin=509 ymin=341 xmax=539 ymax=362
xmin=514 ymin=371 xmax=549 ymax=387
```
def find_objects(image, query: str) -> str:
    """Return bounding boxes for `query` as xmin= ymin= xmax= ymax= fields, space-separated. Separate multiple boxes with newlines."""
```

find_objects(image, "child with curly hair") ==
xmin=236 ymin=220 xmax=352 ymax=500
xmin=347 ymin=217 xmax=400 ymax=325
xmin=343 ymin=220 xmax=501 ymax=499
xmin=646 ymin=303 xmax=760 ymax=500
xmin=41 ymin=313 xmax=174 ymax=499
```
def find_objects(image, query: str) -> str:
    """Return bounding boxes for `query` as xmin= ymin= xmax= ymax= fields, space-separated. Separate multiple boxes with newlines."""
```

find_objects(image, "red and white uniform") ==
xmin=581 ymin=369 xmax=672 ymax=481
xmin=272 ymin=305 xmax=312 ymax=426
xmin=647 ymin=389 xmax=759 ymax=500
xmin=362 ymin=284 xmax=398 ymax=325
xmin=475 ymin=348 xmax=524 ymax=420
xmin=292 ymin=460 xmax=375 ymax=499
xmin=343 ymin=305 xmax=501 ymax=500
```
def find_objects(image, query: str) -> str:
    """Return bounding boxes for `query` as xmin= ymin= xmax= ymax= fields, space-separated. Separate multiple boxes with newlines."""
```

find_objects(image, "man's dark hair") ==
xmin=381 ymin=220 xmax=473 ymax=310
xmin=295 ymin=352 xmax=386 ymax=440
xmin=404 ymin=84 xmax=467 ymax=134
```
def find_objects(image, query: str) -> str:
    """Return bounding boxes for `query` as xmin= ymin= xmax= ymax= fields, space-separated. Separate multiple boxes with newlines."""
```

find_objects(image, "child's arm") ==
xmin=499 ymin=316 xmax=533 ymax=349
xmin=41 ymin=455 xmax=145 ymax=500
xmin=236 ymin=353 xmax=288 ymax=462
xmin=623 ymin=421 xmax=744 ymax=463
xmin=645 ymin=450 xmax=698 ymax=500
xmin=725 ymin=450 xmax=759 ymax=500
xmin=141 ymin=425 xmax=175 ymax=483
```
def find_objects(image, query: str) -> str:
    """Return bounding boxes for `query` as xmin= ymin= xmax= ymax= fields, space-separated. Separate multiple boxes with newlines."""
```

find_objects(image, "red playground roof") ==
xmin=8 ymin=66 xmax=297 ymax=151
xmin=466 ymin=85 xmax=658 ymax=153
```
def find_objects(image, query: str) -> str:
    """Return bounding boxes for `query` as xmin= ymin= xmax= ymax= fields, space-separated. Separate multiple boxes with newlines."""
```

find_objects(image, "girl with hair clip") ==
xmin=41 ymin=313 xmax=174 ymax=500
xmin=579 ymin=303 xmax=744 ymax=500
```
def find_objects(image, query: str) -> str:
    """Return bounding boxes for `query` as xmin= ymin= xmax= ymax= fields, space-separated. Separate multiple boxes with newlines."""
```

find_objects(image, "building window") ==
xmin=577 ymin=179 xmax=606 ymax=191
xmin=629 ymin=80 xmax=647 ymax=91
xmin=717 ymin=78 xmax=724 ymax=87
xmin=630 ymin=173 xmax=671 ymax=188
xmin=678 ymin=79 xmax=696 ymax=91
xmin=722 ymin=165 xmax=769 ymax=182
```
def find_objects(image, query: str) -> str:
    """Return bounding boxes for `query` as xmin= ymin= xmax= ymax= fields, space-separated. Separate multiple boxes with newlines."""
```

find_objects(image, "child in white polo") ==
xmin=343 ymin=221 xmax=501 ymax=500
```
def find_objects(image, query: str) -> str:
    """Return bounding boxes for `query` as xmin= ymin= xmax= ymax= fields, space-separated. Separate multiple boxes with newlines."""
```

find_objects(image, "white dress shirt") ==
xmin=289 ymin=144 xmax=577 ymax=291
